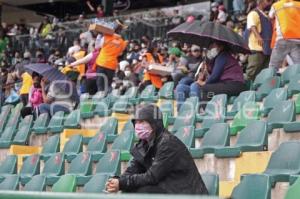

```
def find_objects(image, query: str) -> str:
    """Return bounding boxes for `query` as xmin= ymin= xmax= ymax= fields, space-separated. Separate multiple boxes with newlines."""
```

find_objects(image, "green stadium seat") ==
xmin=227 ymin=91 xmax=256 ymax=117
xmin=285 ymin=176 xmax=300 ymax=199
xmin=80 ymin=93 xmax=93 ymax=119
xmin=0 ymin=175 xmax=19 ymax=191
xmin=139 ymin=84 xmax=156 ymax=102
xmin=169 ymin=97 xmax=197 ymax=124
xmin=215 ymin=121 xmax=268 ymax=158
xmin=40 ymin=135 xmax=60 ymax=161
xmin=63 ymin=134 xmax=83 ymax=162
xmin=158 ymin=82 xmax=174 ymax=100
xmin=160 ymin=100 xmax=174 ymax=117
xmin=201 ymin=173 xmax=219 ymax=196
xmin=253 ymin=68 xmax=275 ymax=89
xmin=230 ymin=102 xmax=261 ymax=136
xmin=281 ymin=64 xmax=300 ymax=85
xmin=0 ymin=155 xmax=17 ymax=175
xmin=5 ymin=103 xmax=22 ymax=128
xmin=42 ymin=153 xmax=65 ymax=186
xmin=255 ymin=76 xmax=280 ymax=101
xmin=12 ymin=115 xmax=33 ymax=145
xmin=264 ymin=141 xmax=300 ymax=185
xmin=24 ymin=175 xmax=46 ymax=191
xmin=267 ymin=100 xmax=295 ymax=133
xmin=0 ymin=105 xmax=12 ymax=133
xmin=52 ymin=175 xmax=76 ymax=192
xmin=191 ymin=123 xmax=230 ymax=159
xmin=93 ymin=94 xmax=112 ymax=117
xmin=231 ymin=174 xmax=271 ymax=199
xmin=288 ymin=74 xmax=300 ymax=97
xmin=95 ymin=150 xmax=121 ymax=176
xmin=295 ymin=94 xmax=300 ymax=114
xmin=98 ymin=117 xmax=118 ymax=143
xmin=47 ymin=111 xmax=65 ymax=133
xmin=111 ymin=130 xmax=134 ymax=161
xmin=64 ymin=109 xmax=81 ymax=129
xmin=68 ymin=152 xmax=92 ymax=185
xmin=262 ymin=88 xmax=287 ymax=116
xmin=124 ymin=86 xmax=138 ymax=103
xmin=83 ymin=174 xmax=109 ymax=193
xmin=170 ymin=110 xmax=196 ymax=133
xmin=0 ymin=125 xmax=18 ymax=148
xmin=175 ymin=126 xmax=195 ymax=148
xmin=32 ymin=113 xmax=49 ymax=134
xmin=87 ymin=132 xmax=107 ymax=162
xmin=111 ymin=97 xmax=132 ymax=114
xmin=19 ymin=154 xmax=40 ymax=185
xmin=122 ymin=120 xmax=134 ymax=133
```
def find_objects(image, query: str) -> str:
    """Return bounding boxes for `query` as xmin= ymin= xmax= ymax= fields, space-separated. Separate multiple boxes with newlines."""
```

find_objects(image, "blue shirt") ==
xmin=206 ymin=52 xmax=227 ymax=84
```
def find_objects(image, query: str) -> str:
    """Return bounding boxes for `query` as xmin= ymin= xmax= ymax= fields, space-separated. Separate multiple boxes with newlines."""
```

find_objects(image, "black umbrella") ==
xmin=168 ymin=21 xmax=250 ymax=54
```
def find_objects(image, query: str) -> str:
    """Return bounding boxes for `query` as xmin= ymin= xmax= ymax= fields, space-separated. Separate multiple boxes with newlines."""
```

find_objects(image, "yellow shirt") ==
xmin=247 ymin=10 xmax=265 ymax=52
xmin=20 ymin=72 xmax=33 ymax=95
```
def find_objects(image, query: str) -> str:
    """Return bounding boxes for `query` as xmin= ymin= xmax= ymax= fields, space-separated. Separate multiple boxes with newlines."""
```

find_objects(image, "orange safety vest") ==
xmin=271 ymin=0 xmax=300 ymax=47
xmin=96 ymin=34 xmax=127 ymax=71
xmin=143 ymin=53 xmax=164 ymax=89
xmin=73 ymin=50 xmax=86 ymax=77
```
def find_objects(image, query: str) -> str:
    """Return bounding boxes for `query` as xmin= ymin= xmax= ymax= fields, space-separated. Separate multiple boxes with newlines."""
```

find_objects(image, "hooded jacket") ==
xmin=119 ymin=104 xmax=208 ymax=194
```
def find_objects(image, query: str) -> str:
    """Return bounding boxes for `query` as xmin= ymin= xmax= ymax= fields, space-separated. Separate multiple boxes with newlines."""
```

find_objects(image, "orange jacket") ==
xmin=271 ymin=0 xmax=300 ymax=47
xmin=73 ymin=50 xmax=86 ymax=76
xmin=143 ymin=53 xmax=164 ymax=89
xmin=96 ymin=34 xmax=127 ymax=71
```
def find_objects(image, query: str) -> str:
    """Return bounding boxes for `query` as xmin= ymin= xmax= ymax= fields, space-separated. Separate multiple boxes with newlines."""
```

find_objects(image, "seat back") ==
xmin=48 ymin=111 xmax=65 ymax=128
xmin=140 ymin=85 xmax=156 ymax=99
xmin=64 ymin=109 xmax=80 ymax=128
xmin=179 ymin=97 xmax=199 ymax=114
xmin=68 ymin=152 xmax=92 ymax=176
xmin=20 ymin=154 xmax=40 ymax=176
xmin=285 ymin=176 xmax=300 ymax=199
xmin=288 ymin=74 xmax=300 ymax=96
xmin=0 ymin=155 xmax=17 ymax=175
xmin=232 ymin=102 xmax=260 ymax=128
xmin=99 ymin=117 xmax=118 ymax=136
xmin=43 ymin=153 xmax=64 ymax=176
xmin=231 ymin=91 xmax=256 ymax=113
xmin=263 ymin=88 xmax=288 ymax=111
xmin=111 ymin=130 xmax=134 ymax=151
xmin=52 ymin=175 xmax=76 ymax=192
xmin=112 ymin=97 xmax=131 ymax=113
xmin=175 ymin=126 xmax=195 ymax=148
xmin=41 ymin=135 xmax=60 ymax=154
xmin=160 ymin=100 xmax=174 ymax=116
xmin=267 ymin=100 xmax=295 ymax=124
xmin=231 ymin=174 xmax=271 ymax=199
xmin=122 ymin=120 xmax=134 ymax=133
xmin=201 ymin=123 xmax=230 ymax=148
xmin=63 ymin=135 xmax=83 ymax=154
xmin=124 ymin=86 xmax=138 ymax=99
xmin=202 ymin=104 xmax=226 ymax=130
xmin=201 ymin=173 xmax=219 ymax=196
xmin=256 ymin=76 xmax=281 ymax=100
xmin=171 ymin=110 xmax=196 ymax=133
xmin=0 ymin=105 xmax=12 ymax=132
xmin=205 ymin=94 xmax=227 ymax=114
xmin=24 ymin=175 xmax=46 ymax=191
xmin=0 ymin=175 xmax=19 ymax=190
xmin=96 ymin=150 xmax=121 ymax=175
xmin=281 ymin=64 xmax=300 ymax=84
xmin=158 ymin=82 xmax=174 ymax=99
xmin=87 ymin=132 xmax=107 ymax=153
xmin=253 ymin=68 xmax=275 ymax=88
xmin=32 ymin=113 xmax=49 ymax=132
xmin=83 ymin=174 xmax=109 ymax=193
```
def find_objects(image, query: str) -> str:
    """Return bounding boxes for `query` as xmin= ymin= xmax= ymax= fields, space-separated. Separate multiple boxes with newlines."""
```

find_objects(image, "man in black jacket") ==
xmin=106 ymin=104 xmax=208 ymax=194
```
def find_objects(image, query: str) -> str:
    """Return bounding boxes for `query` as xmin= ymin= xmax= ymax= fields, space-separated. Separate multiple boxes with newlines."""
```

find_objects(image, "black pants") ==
xmin=201 ymin=81 xmax=247 ymax=105
xmin=124 ymin=186 xmax=167 ymax=194
xmin=85 ymin=78 xmax=97 ymax=95
xmin=138 ymin=80 xmax=152 ymax=94
xmin=21 ymin=107 xmax=33 ymax=118
xmin=20 ymin=94 xmax=28 ymax=106
xmin=96 ymin=66 xmax=115 ymax=93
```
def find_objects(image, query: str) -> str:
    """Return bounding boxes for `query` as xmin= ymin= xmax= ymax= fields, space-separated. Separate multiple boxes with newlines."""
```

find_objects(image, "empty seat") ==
xmin=63 ymin=135 xmax=83 ymax=162
xmin=42 ymin=153 xmax=65 ymax=185
xmin=0 ymin=105 xmax=12 ymax=133
xmin=98 ymin=117 xmax=118 ymax=142
xmin=52 ymin=175 xmax=76 ymax=192
xmin=253 ymin=68 xmax=275 ymax=89
xmin=0 ymin=175 xmax=19 ymax=191
xmin=227 ymin=91 xmax=256 ymax=117
xmin=285 ymin=176 xmax=300 ymax=199
xmin=215 ymin=121 xmax=268 ymax=158
xmin=80 ymin=93 xmax=99 ymax=119
xmin=13 ymin=115 xmax=34 ymax=145
xmin=40 ymin=135 xmax=60 ymax=160
xmin=19 ymin=154 xmax=40 ymax=185
xmin=281 ymin=64 xmax=300 ymax=85
xmin=32 ymin=113 xmax=49 ymax=134
xmin=122 ymin=120 xmax=134 ymax=133
xmin=24 ymin=175 xmax=46 ymax=191
xmin=158 ymin=82 xmax=174 ymax=99
xmin=112 ymin=97 xmax=132 ymax=114
xmin=64 ymin=109 xmax=81 ymax=129
xmin=262 ymin=88 xmax=287 ymax=116
xmin=231 ymin=174 xmax=271 ymax=199
xmin=111 ymin=130 xmax=134 ymax=161
xmin=201 ymin=173 xmax=219 ymax=196
xmin=256 ymin=76 xmax=280 ymax=101
xmin=287 ymin=74 xmax=300 ymax=97
xmin=267 ymin=100 xmax=295 ymax=132
xmin=123 ymin=86 xmax=138 ymax=103
xmin=95 ymin=150 xmax=121 ymax=176
xmin=83 ymin=174 xmax=109 ymax=193
xmin=93 ymin=94 xmax=112 ymax=117
xmin=264 ymin=141 xmax=300 ymax=185
xmin=191 ymin=123 xmax=230 ymax=158
xmin=68 ymin=152 xmax=92 ymax=185
xmin=87 ymin=132 xmax=107 ymax=162
xmin=175 ymin=126 xmax=195 ymax=148
xmin=230 ymin=102 xmax=260 ymax=136
xmin=0 ymin=155 xmax=17 ymax=175
xmin=139 ymin=84 xmax=156 ymax=102
xmin=47 ymin=111 xmax=65 ymax=133
xmin=0 ymin=125 xmax=18 ymax=148
xmin=171 ymin=110 xmax=196 ymax=133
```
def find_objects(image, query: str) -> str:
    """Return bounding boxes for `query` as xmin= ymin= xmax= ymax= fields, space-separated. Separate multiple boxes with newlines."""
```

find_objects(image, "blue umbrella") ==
xmin=24 ymin=63 xmax=68 ymax=82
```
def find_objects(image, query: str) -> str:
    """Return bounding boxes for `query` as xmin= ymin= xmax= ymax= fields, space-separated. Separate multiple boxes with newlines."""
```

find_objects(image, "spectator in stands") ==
xmin=106 ymin=104 xmax=208 ymax=194
xmin=17 ymin=67 xmax=32 ymax=106
xmin=0 ymin=29 xmax=8 ymax=62
xmin=35 ymin=49 xmax=47 ymax=63
xmin=268 ymin=0 xmax=300 ymax=71
xmin=11 ymin=51 xmax=22 ymax=66
xmin=244 ymin=0 xmax=273 ymax=81
xmin=171 ymin=9 xmax=184 ymax=27
xmin=97 ymin=5 xmax=105 ymax=18
xmin=21 ymin=72 xmax=43 ymax=118
xmin=121 ymin=64 xmax=139 ymax=94
xmin=217 ymin=5 xmax=228 ymax=24
xmin=233 ymin=0 xmax=246 ymax=16
xmin=67 ymin=39 xmax=81 ymax=58
xmin=38 ymin=16 xmax=52 ymax=38
xmin=210 ymin=2 xmax=219 ymax=21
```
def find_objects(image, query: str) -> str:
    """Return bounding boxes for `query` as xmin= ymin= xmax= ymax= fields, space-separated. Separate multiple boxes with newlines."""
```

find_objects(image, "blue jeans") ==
xmin=175 ymin=82 xmax=201 ymax=111
xmin=39 ymin=103 xmax=70 ymax=117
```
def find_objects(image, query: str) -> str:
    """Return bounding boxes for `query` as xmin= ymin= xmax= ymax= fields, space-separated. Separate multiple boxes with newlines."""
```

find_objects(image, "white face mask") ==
xmin=124 ymin=71 xmax=131 ymax=77
xmin=207 ymin=48 xmax=219 ymax=60
xmin=212 ymin=7 xmax=217 ymax=12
